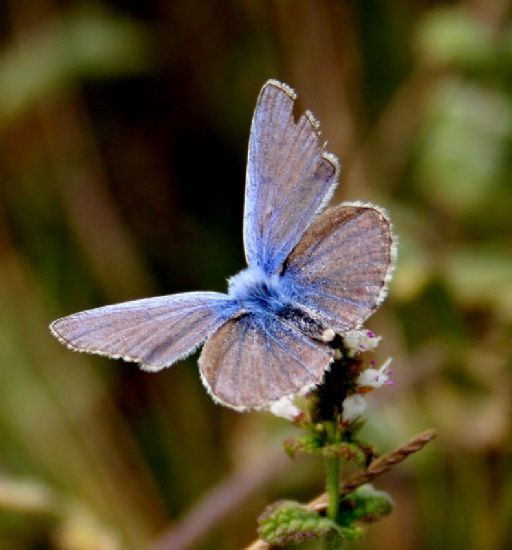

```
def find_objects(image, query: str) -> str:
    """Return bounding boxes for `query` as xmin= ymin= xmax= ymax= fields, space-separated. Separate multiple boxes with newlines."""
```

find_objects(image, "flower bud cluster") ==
xmin=268 ymin=328 xmax=393 ymax=423
xmin=341 ymin=330 xmax=393 ymax=423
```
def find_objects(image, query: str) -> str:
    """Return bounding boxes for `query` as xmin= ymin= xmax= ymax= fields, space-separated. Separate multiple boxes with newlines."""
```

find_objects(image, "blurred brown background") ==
xmin=0 ymin=1 xmax=511 ymax=549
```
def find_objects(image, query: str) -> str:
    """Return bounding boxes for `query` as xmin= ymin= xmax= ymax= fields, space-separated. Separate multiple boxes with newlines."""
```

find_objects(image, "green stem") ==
xmin=325 ymin=453 xmax=341 ymax=522
xmin=324 ymin=422 xmax=343 ymax=549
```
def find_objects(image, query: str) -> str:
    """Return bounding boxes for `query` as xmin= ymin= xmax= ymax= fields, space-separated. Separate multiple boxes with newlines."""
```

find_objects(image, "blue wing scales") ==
xmin=199 ymin=313 xmax=331 ymax=410
xmin=50 ymin=292 xmax=240 ymax=371
xmin=243 ymin=80 xmax=340 ymax=275
xmin=281 ymin=203 xmax=396 ymax=334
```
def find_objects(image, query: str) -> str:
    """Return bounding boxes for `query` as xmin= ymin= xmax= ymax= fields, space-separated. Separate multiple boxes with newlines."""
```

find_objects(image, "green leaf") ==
xmin=322 ymin=442 xmax=366 ymax=466
xmin=284 ymin=434 xmax=367 ymax=466
xmin=283 ymin=433 xmax=326 ymax=458
xmin=258 ymin=500 xmax=342 ymax=546
xmin=340 ymin=484 xmax=394 ymax=526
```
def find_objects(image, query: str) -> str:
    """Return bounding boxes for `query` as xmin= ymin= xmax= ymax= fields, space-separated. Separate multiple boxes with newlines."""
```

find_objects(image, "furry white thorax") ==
xmin=227 ymin=266 xmax=281 ymax=301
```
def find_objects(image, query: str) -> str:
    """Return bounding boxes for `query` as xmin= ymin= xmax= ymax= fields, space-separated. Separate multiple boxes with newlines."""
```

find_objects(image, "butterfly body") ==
xmin=50 ymin=80 xmax=396 ymax=411
xmin=228 ymin=266 xmax=285 ymax=314
xmin=228 ymin=265 xmax=330 ymax=342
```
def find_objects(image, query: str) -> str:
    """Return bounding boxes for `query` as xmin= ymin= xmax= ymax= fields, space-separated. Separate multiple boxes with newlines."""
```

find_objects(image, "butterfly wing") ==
xmin=199 ymin=313 xmax=331 ymax=410
xmin=50 ymin=292 xmax=240 ymax=371
xmin=281 ymin=203 xmax=396 ymax=334
xmin=243 ymin=80 xmax=340 ymax=275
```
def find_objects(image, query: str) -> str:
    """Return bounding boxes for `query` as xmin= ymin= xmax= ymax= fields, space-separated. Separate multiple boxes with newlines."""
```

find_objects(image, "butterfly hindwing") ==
xmin=50 ymin=292 xmax=240 ymax=371
xmin=281 ymin=203 xmax=396 ymax=334
xmin=243 ymin=80 xmax=340 ymax=275
xmin=199 ymin=313 xmax=332 ymax=410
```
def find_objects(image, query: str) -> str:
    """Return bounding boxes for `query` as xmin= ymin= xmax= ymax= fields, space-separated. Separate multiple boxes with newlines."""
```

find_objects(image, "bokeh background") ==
xmin=0 ymin=1 xmax=511 ymax=549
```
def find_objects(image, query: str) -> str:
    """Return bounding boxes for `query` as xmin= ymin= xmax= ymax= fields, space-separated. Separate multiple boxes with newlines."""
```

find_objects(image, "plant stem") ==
xmin=325 ymin=453 xmax=340 ymax=522
xmin=324 ymin=421 xmax=342 ymax=549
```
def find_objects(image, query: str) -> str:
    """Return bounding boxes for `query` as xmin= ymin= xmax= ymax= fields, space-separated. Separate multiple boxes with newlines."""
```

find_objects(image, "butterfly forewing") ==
xmin=199 ymin=314 xmax=332 ymax=410
xmin=244 ymin=80 xmax=339 ymax=275
xmin=50 ymin=292 xmax=240 ymax=371
xmin=282 ymin=203 xmax=395 ymax=334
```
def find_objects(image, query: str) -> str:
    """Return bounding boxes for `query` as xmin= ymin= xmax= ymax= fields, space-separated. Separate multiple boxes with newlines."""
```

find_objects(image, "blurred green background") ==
xmin=0 ymin=1 xmax=511 ymax=549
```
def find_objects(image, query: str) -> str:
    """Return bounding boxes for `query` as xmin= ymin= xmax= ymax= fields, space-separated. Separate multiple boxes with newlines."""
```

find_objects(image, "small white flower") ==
xmin=332 ymin=348 xmax=343 ymax=360
xmin=357 ymin=358 xmax=393 ymax=389
xmin=341 ymin=394 xmax=367 ymax=423
xmin=343 ymin=329 xmax=381 ymax=354
xmin=269 ymin=396 xmax=301 ymax=421
xmin=321 ymin=328 xmax=336 ymax=342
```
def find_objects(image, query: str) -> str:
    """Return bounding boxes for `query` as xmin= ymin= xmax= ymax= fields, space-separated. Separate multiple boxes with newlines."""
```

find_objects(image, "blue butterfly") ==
xmin=50 ymin=80 xmax=396 ymax=411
